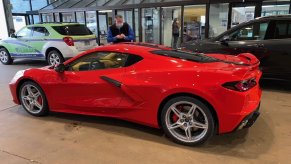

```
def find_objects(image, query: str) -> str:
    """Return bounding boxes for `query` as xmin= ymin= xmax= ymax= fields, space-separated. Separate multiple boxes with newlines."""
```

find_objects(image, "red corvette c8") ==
xmin=9 ymin=43 xmax=262 ymax=146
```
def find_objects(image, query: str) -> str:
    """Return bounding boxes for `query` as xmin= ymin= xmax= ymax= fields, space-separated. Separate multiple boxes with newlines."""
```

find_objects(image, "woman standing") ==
xmin=172 ymin=18 xmax=180 ymax=49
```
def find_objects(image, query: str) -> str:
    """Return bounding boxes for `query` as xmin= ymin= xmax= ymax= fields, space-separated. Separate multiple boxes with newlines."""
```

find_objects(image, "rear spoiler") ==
xmin=237 ymin=53 xmax=260 ymax=71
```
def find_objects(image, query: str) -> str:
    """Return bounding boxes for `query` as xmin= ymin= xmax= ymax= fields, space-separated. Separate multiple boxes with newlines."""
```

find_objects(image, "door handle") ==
xmin=100 ymin=76 xmax=122 ymax=88
xmin=254 ymin=44 xmax=264 ymax=48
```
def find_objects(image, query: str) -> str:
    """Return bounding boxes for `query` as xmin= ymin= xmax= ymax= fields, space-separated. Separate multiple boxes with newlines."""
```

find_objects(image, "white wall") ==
xmin=0 ymin=0 xmax=9 ymax=39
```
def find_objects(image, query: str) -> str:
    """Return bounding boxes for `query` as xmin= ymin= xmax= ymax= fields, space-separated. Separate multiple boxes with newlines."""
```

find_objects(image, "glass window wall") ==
xmin=86 ymin=11 xmax=98 ymax=35
xmin=262 ymin=0 xmax=290 ymax=16
xmin=161 ymin=6 xmax=182 ymax=48
xmin=142 ymin=8 xmax=161 ymax=44
xmin=11 ymin=0 xmax=30 ymax=13
xmin=42 ymin=13 xmax=54 ymax=22
xmin=61 ymin=12 xmax=75 ymax=22
xmin=76 ymin=12 xmax=86 ymax=24
xmin=209 ymin=3 xmax=229 ymax=38
xmin=231 ymin=5 xmax=255 ymax=27
xmin=183 ymin=5 xmax=206 ymax=42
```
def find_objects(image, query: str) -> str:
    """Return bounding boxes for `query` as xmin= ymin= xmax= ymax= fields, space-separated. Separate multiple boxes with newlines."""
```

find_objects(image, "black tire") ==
xmin=0 ymin=48 xmax=13 ymax=65
xmin=47 ymin=50 xmax=64 ymax=66
xmin=19 ymin=81 xmax=49 ymax=116
xmin=161 ymin=96 xmax=215 ymax=146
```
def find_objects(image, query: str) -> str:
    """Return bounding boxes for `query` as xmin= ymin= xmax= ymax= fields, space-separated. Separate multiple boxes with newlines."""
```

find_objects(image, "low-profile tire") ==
xmin=0 ymin=48 xmax=13 ymax=65
xmin=19 ymin=81 xmax=49 ymax=116
xmin=47 ymin=50 xmax=64 ymax=66
xmin=161 ymin=96 xmax=215 ymax=146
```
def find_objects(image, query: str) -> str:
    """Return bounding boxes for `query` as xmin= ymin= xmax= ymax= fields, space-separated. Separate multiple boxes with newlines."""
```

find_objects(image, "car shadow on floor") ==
xmin=260 ymin=79 xmax=291 ymax=92
xmin=15 ymin=102 xmax=274 ymax=160
xmin=12 ymin=59 xmax=48 ymax=67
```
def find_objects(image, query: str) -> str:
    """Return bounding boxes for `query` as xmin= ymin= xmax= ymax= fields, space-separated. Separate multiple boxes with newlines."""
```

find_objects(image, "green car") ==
xmin=0 ymin=23 xmax=98 ymax=65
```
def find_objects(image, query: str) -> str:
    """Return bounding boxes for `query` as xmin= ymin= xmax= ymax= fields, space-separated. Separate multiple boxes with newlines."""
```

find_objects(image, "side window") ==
xmin=257 ymin=22 xmax=269 ymax=40
xmin=32 ymin=27 xmax=49 ymax=37
xmin=17 ymin=27 xmax=33 ymax=38
xmin=228 ymin=22 xmax=269 ymax=41
xmin=229 ymin=25 xmax=255 ymax=41
xmin=68 ymin=52 xmax=128 ymax=71
xmin=274 ymin=21 xmax=291 ymax=39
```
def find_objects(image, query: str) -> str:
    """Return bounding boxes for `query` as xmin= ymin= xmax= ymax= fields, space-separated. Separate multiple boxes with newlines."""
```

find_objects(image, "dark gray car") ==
xmin=183 ymin=15 xmax=291 ymax=82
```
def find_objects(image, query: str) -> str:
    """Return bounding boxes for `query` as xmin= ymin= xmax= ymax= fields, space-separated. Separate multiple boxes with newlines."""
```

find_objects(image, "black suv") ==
xmin=183 ymin=15 xmax=291 ymax=82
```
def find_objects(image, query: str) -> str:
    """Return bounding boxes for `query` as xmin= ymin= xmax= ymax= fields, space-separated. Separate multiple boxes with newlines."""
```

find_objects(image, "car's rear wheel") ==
xmin=19 ymin=81 xmax=49 ymax=116
xmin=47 ymin=50 xmax=64 ymax=66
xmin=0 ymin=48 xmax=13 ymax=65
xmin=161 ymin=96 xmax=215 ymax=146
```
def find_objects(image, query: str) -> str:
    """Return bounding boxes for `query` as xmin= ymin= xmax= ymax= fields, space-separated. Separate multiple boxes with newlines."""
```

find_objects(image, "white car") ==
xmin=0 ymin=23 xmax=98 ymax=65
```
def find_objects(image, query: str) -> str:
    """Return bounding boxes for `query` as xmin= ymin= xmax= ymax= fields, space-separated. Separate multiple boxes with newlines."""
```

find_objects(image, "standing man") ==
xmin=172 ymin=18 xmax=180 ymax=49
xmin=107 ymin=15 xmax=135 ymax=44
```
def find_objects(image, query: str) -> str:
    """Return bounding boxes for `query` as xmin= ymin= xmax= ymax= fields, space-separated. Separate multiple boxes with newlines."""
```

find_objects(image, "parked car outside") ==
xmin=183 ymin=15 xmax=291 ymax=82
xmin=0 ymin=23 xmax=98 ymax=65
xmin=9 ymin=42 xmax=262 ymax=146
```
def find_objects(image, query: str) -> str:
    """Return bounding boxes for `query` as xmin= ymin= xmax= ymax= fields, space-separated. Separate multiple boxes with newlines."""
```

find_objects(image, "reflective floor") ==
xmin=0 ymin=59 xmax=291 ymax=163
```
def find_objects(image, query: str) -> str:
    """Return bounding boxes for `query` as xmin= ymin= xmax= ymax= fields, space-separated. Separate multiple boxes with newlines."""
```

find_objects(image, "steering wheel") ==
xmin=89 ymin=59 xmax=105 ymax=70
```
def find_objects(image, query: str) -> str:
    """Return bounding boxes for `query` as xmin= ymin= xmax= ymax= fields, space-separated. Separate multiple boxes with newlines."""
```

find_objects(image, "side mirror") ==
xmin=54 ymin=63 xmax=66 ymax=73
xmin=220 ymin=35 xmax=230 ymax=43
xmin=10 ymin=34 xmax=17 ymax=38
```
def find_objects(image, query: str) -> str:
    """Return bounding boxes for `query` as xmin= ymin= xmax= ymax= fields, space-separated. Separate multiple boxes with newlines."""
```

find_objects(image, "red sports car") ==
xmin=9 ymin=43 xmax=262 ymax=146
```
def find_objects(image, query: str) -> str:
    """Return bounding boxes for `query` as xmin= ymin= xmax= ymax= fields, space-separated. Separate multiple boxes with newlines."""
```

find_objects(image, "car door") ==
xmin=12 ymin=27 xmax=34 ymax=57
xmin=48 ymin=51 xmax=128 ymax=114
xmin=257 ymin=20 xmax=291 ymax=81
xmin=28 ymin=26 xmax=50 ymax=59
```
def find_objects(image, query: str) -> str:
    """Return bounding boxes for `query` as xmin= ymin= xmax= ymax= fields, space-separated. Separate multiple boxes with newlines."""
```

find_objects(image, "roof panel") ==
xmin=124 ymin=0 xmax=143 ymax=5
xmin=104 ymin=0 xmax=121 ymax=6
xmin=142 ymin=0 xmax=162 ymax=3
xmin=72 ymin=0 xmax=96 ymax=8
xmin=41 ymin=0 xmax=70 ymax=10
xmin=56 ymin=0 xmax=82 ymax=9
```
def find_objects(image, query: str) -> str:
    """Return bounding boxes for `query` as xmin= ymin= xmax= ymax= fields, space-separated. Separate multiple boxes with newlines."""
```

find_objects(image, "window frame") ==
xmin=31 ymin=26 xmax=50 ymax=37
xmin=273 ymin=20 xmax=291 ymax=39
xmin=219 ymin=20 xmax=271 ymax=41
xmin=65 ymin=51 xmax=143 ymax=72
xmin=16 ymin=27 xmax=33 ymax=38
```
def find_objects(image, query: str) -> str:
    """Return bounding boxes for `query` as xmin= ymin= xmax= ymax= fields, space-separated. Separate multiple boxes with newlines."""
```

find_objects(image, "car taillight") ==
xmin=63 ymin=37 xmax=74 ymax=46
xmin=222 ymin=78 xmax=257 ymax=92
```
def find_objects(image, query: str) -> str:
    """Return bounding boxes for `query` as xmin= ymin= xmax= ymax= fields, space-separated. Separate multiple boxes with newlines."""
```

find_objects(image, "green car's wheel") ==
xmin=47 ymin=50 xmax=64 ymax=66
xmin=0 ymin=48 xmax=13 ymax=65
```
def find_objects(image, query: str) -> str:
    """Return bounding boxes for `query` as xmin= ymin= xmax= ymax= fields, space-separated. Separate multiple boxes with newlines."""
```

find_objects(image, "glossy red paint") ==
xmin=9 ymin=43 xmax=262 ymax=134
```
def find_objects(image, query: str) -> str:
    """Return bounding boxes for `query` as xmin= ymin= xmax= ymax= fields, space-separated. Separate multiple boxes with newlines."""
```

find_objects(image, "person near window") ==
xmin=172 ymin=18 xmax=180 ymax=49
xmin=107 ymin=15 xmax=134 ymax=44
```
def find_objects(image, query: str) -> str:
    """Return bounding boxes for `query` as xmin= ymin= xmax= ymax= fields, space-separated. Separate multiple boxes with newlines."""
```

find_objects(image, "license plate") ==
xmin=84 ymin=41 xmax=90 ymax=46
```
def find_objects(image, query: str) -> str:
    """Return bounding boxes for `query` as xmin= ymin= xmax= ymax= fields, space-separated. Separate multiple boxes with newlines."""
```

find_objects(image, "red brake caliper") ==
xmin=172 ymin=105 xmax=182 ymax=122
xmin=37 ymin=96 xmax=42 ymax=105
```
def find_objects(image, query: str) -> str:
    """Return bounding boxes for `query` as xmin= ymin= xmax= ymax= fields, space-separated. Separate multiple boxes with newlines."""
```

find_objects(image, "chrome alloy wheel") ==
xmin=0 ymin=50 xmax=8 ymax=63
xmin=165 ymin=101 xmax=208 ymax=143
xmin=21 ymin=84 xmax=43 ymax=114
xmin=49 ymin=53 xmax=61 ymax=66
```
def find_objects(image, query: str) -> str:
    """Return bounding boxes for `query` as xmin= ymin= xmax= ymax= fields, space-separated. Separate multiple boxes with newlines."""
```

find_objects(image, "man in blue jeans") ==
xmin=107 ymin=15 xmax=135 ymax=44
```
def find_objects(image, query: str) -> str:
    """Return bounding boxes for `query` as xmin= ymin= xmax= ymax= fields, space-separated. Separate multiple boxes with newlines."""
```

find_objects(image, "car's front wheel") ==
xmin=0 ymin=48 xmax=13 ymax=65
xmin=19 ymin=81 xmax=49 ymax=116
xmin=47 ymin=50 xmax=64 ymax=66
xmin=161 ymin=96 xmax=215 ymax=146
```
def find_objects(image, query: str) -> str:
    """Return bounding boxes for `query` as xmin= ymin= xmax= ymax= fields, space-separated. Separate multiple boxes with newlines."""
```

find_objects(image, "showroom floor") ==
xmin=0 ymin=60 xmax=291 ymax=164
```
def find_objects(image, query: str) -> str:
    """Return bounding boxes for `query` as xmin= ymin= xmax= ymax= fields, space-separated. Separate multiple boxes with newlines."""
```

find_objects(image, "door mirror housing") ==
xmin=10 ymin=33 xmax=17 ymax=38
xmin=54 ymin=63 xmax=66 ymax=73
xmin=220 ymin=35 xmax=230 ymax=45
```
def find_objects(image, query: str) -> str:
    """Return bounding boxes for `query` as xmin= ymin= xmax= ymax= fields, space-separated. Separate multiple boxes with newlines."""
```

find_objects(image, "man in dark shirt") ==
xmin=107 ymin=15 xmax=134 ymax=43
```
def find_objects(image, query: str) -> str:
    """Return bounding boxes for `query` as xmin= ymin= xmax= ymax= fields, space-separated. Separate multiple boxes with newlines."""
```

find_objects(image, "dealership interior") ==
xmin=0 ymin=0 xmax=291 ymax=163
